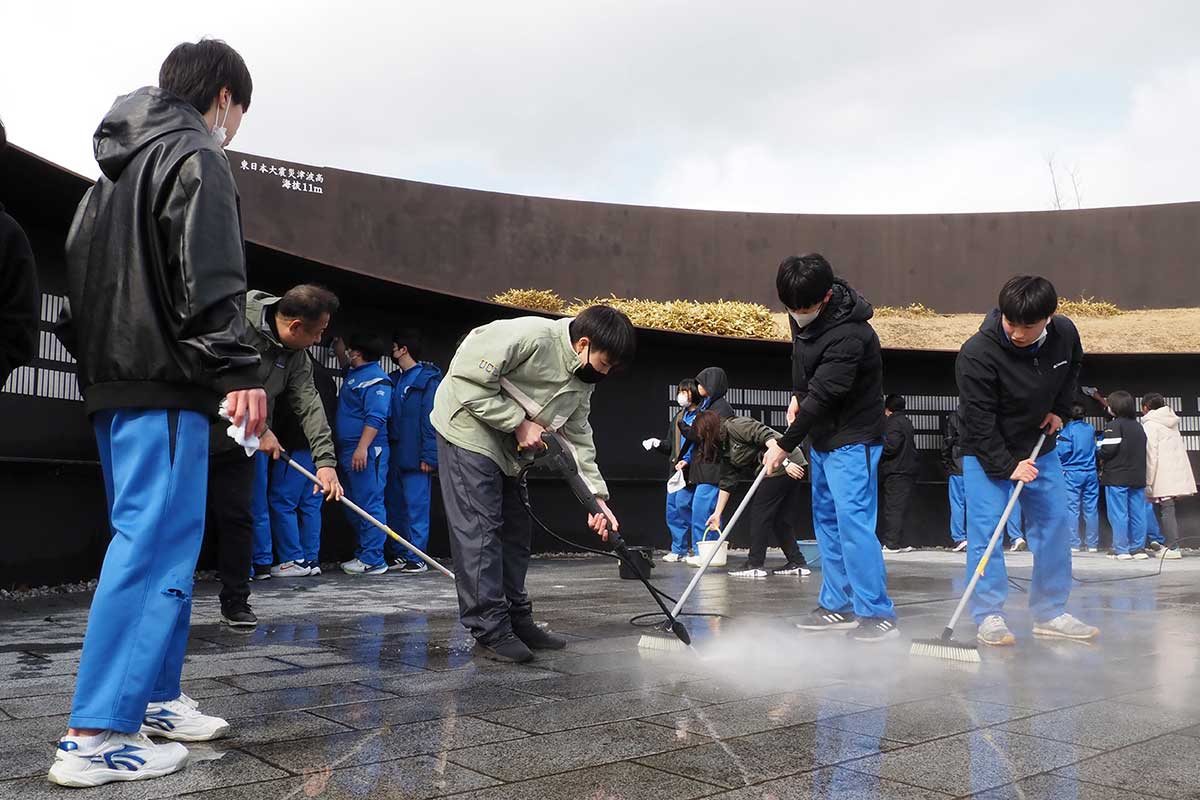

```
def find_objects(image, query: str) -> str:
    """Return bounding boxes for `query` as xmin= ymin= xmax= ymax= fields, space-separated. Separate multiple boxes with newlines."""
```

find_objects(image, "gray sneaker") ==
xmin=976 ymin=614 xmax=1015 ymax=646
xmin=1033 ymin=613 xmax=1099 ymax=641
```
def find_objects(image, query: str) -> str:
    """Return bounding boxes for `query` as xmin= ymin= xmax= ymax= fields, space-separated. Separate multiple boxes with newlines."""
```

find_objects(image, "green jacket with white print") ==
xmin=431 ymin=316 xmax=608 ymax=499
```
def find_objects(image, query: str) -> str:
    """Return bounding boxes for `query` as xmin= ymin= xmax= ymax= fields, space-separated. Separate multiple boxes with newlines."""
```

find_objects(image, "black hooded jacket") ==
xmin=955 ymin=309 xmax=1083 ymax=479
xmin=0 ymin=203 xmax=40 ymax=387
xmin=941 ymin=406 xmax=965 ymax=476
xmin=58 ymin=87 xmax=261 ymax=417
xmin=880 ymin=411 xmax=919 ymax=477
xmin=777 ymin=279 xmax=885 ymax=452
xmin=695 ymin=366 xmax=734 ymax=419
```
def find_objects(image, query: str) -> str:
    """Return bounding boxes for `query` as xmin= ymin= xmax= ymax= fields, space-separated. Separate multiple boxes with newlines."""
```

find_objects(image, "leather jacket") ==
xmin=58 ymin=87 xmax=261 ymax=417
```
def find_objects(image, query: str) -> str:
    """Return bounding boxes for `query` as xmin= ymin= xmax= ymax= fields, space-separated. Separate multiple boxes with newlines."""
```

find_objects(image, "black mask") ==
xmin=575 ymin=344 xmax=607 ymax=384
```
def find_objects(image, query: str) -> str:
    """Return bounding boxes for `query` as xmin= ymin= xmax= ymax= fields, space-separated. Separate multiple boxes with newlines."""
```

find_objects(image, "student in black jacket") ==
xmin=955 ymin=275 xmax=1097 ymax=647
xmin=695 ymin=366 xmax=735 ymax=419
xmin=0 ymin=119 xmax=40 ymax=389
xmin=1098 ymin=390 xmax=1149 ymax=560
xmin=879 ymin=394 xmax=919 ymax=552
xmin=763 ymin=253 xmax=898 ymax=642
xmin=942 ymin=406 xmax=968 ymax=552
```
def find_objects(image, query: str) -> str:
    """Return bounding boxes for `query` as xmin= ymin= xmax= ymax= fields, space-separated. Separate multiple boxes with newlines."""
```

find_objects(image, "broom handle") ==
xmin=943 ymin=433 xmax=1046 ymax=634
xmin=283 ymin=455 xmax=456 ymax=580
xmin=670 ymin=465 xmax=771 ymax=618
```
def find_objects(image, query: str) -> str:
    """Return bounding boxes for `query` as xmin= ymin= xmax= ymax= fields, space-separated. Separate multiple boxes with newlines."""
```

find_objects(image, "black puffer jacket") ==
xmin=58 ymin=87 xmax=261 ymax=416
xmin=880 ymin=412 xmax=919 ymax=477
xmin=696 ymin=366 xmax=735 ymax=419
xmin=0 ymin=204 xmax=39 ymax=387
xmin=1099 ymin=416 xmax=1147 ymax=487
xmin=777 ymin=279 xmax=885 ymax=452
xmin=955 ymin=309 xmax=1082 ymax=478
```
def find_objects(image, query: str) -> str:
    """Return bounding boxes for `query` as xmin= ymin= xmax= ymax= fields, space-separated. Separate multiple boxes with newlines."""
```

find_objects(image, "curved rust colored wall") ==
xmin=228 ymin=151 xmax=1200 ymax=313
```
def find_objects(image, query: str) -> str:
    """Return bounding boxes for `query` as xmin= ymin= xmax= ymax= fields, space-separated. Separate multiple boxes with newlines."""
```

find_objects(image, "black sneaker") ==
xmin=849 ymin=617 xmax=900 ymax=643
xmin=474 ymin=635 xmax=534 ymax=663
xmin=251 ymin=564 xmax=272 ymax=581
xmin=399 ymin=561 xmax=429 ymax=574
xmin=796 ymin=607 xmax=858 ymax=631
xmin=772 ymin=561 xmax=811 ymax=576
xmin=513 ymin=620 xmax=568 ymax=650
xmin=220 ymin=604 xmax=258 ymax=630
xmin=305 ymin=560 xmax=323 ymax=576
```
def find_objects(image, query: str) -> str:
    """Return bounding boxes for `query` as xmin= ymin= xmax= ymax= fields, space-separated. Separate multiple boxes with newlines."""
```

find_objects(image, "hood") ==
xmin=245 ymin=290 xmax=283 ymax=346
xmin=1143 ymin=405 xmax=1180 ymax=430
xmin=791 ymin=279 xmax=874 ymax=340
xmin=409 ymin=362 xmax=443 ymax=390
xmin=93 ymin=87 xmax=212 ymax=181
xmin=695 ymin=366 xmax=729 ymax=401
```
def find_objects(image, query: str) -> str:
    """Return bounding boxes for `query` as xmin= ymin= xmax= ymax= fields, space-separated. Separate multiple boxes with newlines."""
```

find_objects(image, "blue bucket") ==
xmin=796 ymin=539 xmax=821 ymax=566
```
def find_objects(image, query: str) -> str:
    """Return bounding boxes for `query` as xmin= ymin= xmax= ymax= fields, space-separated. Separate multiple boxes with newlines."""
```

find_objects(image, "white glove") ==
xmin=642 ymin=437 xmax=661 ymax=451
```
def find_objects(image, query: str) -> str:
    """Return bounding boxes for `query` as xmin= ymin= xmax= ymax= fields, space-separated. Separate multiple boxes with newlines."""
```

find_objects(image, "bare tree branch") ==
xmin=1046 ymin=153 xmax=1063 ymax=210
xmin=1067 ymin=163 xmax=1083 ymax=209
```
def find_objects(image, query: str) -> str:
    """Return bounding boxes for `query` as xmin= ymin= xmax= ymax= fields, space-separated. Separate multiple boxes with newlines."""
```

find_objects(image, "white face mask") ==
xmin=677 ymin=392 xmax=690 ymax=407
xmin=1032 ymin=326 xmax=1049 ymax=348
xmin=211 ymin=103 xmax=231 ymax=148
xmin=789 ymin=307 xmax=821 ymax=328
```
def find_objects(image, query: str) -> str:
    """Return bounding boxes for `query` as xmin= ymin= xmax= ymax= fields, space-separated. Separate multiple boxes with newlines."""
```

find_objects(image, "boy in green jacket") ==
xmin=431 ymin=306 xmax=636 ymax=663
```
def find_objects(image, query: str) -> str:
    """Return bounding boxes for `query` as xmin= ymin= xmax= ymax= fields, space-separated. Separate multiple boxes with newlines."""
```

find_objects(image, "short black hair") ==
xmin=277 ymin=284 xmax=339 ymax=322
xmin=0 ymin=116 xmax=6 ymax=153
xmin=1142 ymin=392 xmax=1166 ymax=411
xmin=677 ymin=378 xmax=698 ymax=404
xmin=392 ymin=328 xmax=424 ymax=361
xmin=159 ymin=39 xmax=253 ymax=115
xmin=569 ymin=305 xmax=636 ymax=368
xmin=884 ymin=394 xmax=906 ymax=413
xmin=1069 ymin=402 xmax=1086 ymax=421
xmin=777 ymin=253 xmax=835 ymax=309
xmin=347 ymin=332 xmax=387 ymax=363
xmin=1107 ymin=389 xmax=1136 ymax=419
xmin=998 ymin=275 xmax=1058 ymax=325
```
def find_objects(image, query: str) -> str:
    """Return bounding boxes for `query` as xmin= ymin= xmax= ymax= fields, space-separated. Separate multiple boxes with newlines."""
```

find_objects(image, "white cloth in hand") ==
xmin=218 ymin=398 xmax=260 ymax=457
xmin=642 ymin=438 xmax=661 ymax=451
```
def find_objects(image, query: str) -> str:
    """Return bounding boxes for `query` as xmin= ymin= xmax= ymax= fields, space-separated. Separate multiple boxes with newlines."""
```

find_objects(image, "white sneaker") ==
xmin=1033 ymin=613 xmax=1099 ymax=640
xmin=1070 ymin=547 xmax=1081 ymax=553
xmin=47 ymin=731 xmax=188 ymax=788
xmin=728 ymin=566 xmax=769 ymax=578
xmin=1164 ymin=548 xmax=1183 ymax=560
xmin=270 ymin=560 xmax=313 ymax=578
xmin=976 ymin=614 xmax=1016 ymax=646
xmin=141 ymin=697 xmax=230 ymax=742
xmin=683 ymin=555 xmax=703 ymax=567
xmin=661 ymin=552 xmax=683 ymax=563
xmin=1132 ymin=551 xmax=1150 ymax=560
xmin=341 ymin=558 xmax=388 ymax=575
xmin=882 ymin=546 xmax=901 ymax=554
xmin=1009 ymin=538 xmax=1027 ymax=552
xmin=952 ymin=540 xmax=968 ymax=552
xmin=178 ymin=693 xmax=199 ymax=710
xmin=1087 ymin=547 xmax=1099 ymax=553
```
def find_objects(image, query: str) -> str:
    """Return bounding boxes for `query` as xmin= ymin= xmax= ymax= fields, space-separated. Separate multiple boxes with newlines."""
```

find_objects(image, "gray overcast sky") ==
xmin=4 ymin=1 xmax=1199 ymax=214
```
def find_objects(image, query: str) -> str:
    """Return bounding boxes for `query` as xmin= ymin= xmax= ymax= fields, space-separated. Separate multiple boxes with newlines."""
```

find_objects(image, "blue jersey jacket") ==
xmin=337 ymin=362 xmax=392 ymax=447
xmin=387 ymin=362 xmax=443 ymax=470
xmin=1057 ymin=419 xmax=1099 ymax=471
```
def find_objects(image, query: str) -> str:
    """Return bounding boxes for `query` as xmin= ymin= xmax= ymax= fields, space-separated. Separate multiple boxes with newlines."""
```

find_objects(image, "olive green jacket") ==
xmin=209 ymin=290 xmax=336 ymax=468
xmin=431 ymin=316 xmax=608 ymax=498
xmin=720 ymin=416 xmax=808 ymax=491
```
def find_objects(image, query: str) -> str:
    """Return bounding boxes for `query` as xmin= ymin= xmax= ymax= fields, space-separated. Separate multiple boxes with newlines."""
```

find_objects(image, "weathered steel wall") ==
xmin=228 ymin=150 xmax=1200 ymax=313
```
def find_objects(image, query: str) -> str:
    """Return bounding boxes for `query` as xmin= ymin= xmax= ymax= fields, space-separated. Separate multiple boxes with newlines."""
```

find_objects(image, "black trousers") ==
xmin=207 ymin=448 xmax=257 ymax=610
xmin=879 ymin=472 xmax=917 ymax=549
xmin=746 ymin=475 xmax=805 ymax=567
xmin=436 ymin=436 xmax=534 ymax=645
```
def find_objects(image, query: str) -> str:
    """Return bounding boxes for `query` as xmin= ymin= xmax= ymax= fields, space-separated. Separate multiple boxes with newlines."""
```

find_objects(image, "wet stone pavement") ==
xmin=1 ymin=549 xmax=1199 ymax=799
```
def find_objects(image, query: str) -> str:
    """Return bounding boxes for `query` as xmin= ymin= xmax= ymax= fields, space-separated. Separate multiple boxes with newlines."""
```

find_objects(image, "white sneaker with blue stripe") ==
xmin=47 ymin=731 xmax=188 ymax=787
xmin=140 ymin=696 xmax=229 ymax=742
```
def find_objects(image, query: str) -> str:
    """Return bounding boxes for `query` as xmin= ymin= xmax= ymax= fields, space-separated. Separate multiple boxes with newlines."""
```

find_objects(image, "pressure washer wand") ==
xmin=282 ymin=454 xmax=455 ymax=580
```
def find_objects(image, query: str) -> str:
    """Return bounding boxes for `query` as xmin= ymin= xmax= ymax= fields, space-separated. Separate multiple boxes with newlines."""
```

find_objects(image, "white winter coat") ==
xmin=1143 ymin=407 xmax=1197 ymax=499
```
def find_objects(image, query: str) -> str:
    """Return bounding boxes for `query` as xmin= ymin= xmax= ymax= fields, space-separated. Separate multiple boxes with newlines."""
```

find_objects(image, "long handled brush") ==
xmin=283 ymin=454 xmax=455 ymax=580
xmin=638 ymin=465 xmax=771 ymax=654
xmin=910 ymin=433 xmax=1046 ymax=663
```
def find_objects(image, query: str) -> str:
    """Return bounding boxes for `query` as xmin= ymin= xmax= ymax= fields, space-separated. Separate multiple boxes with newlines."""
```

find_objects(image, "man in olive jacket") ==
xmin=432 ymin=306 xmax=635 ymax=663
xmin=208 ymin=286 xmax=343 ymax=629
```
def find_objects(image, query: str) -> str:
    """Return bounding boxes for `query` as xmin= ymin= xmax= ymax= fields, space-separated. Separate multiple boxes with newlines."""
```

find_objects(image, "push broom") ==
xmin=283 ymin=454 xmax=455 ymax=580
xmin=910 ymin=433 xmax=1045 ymax=663
xmin=638 ymin=464 xmax=772 ymax=654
